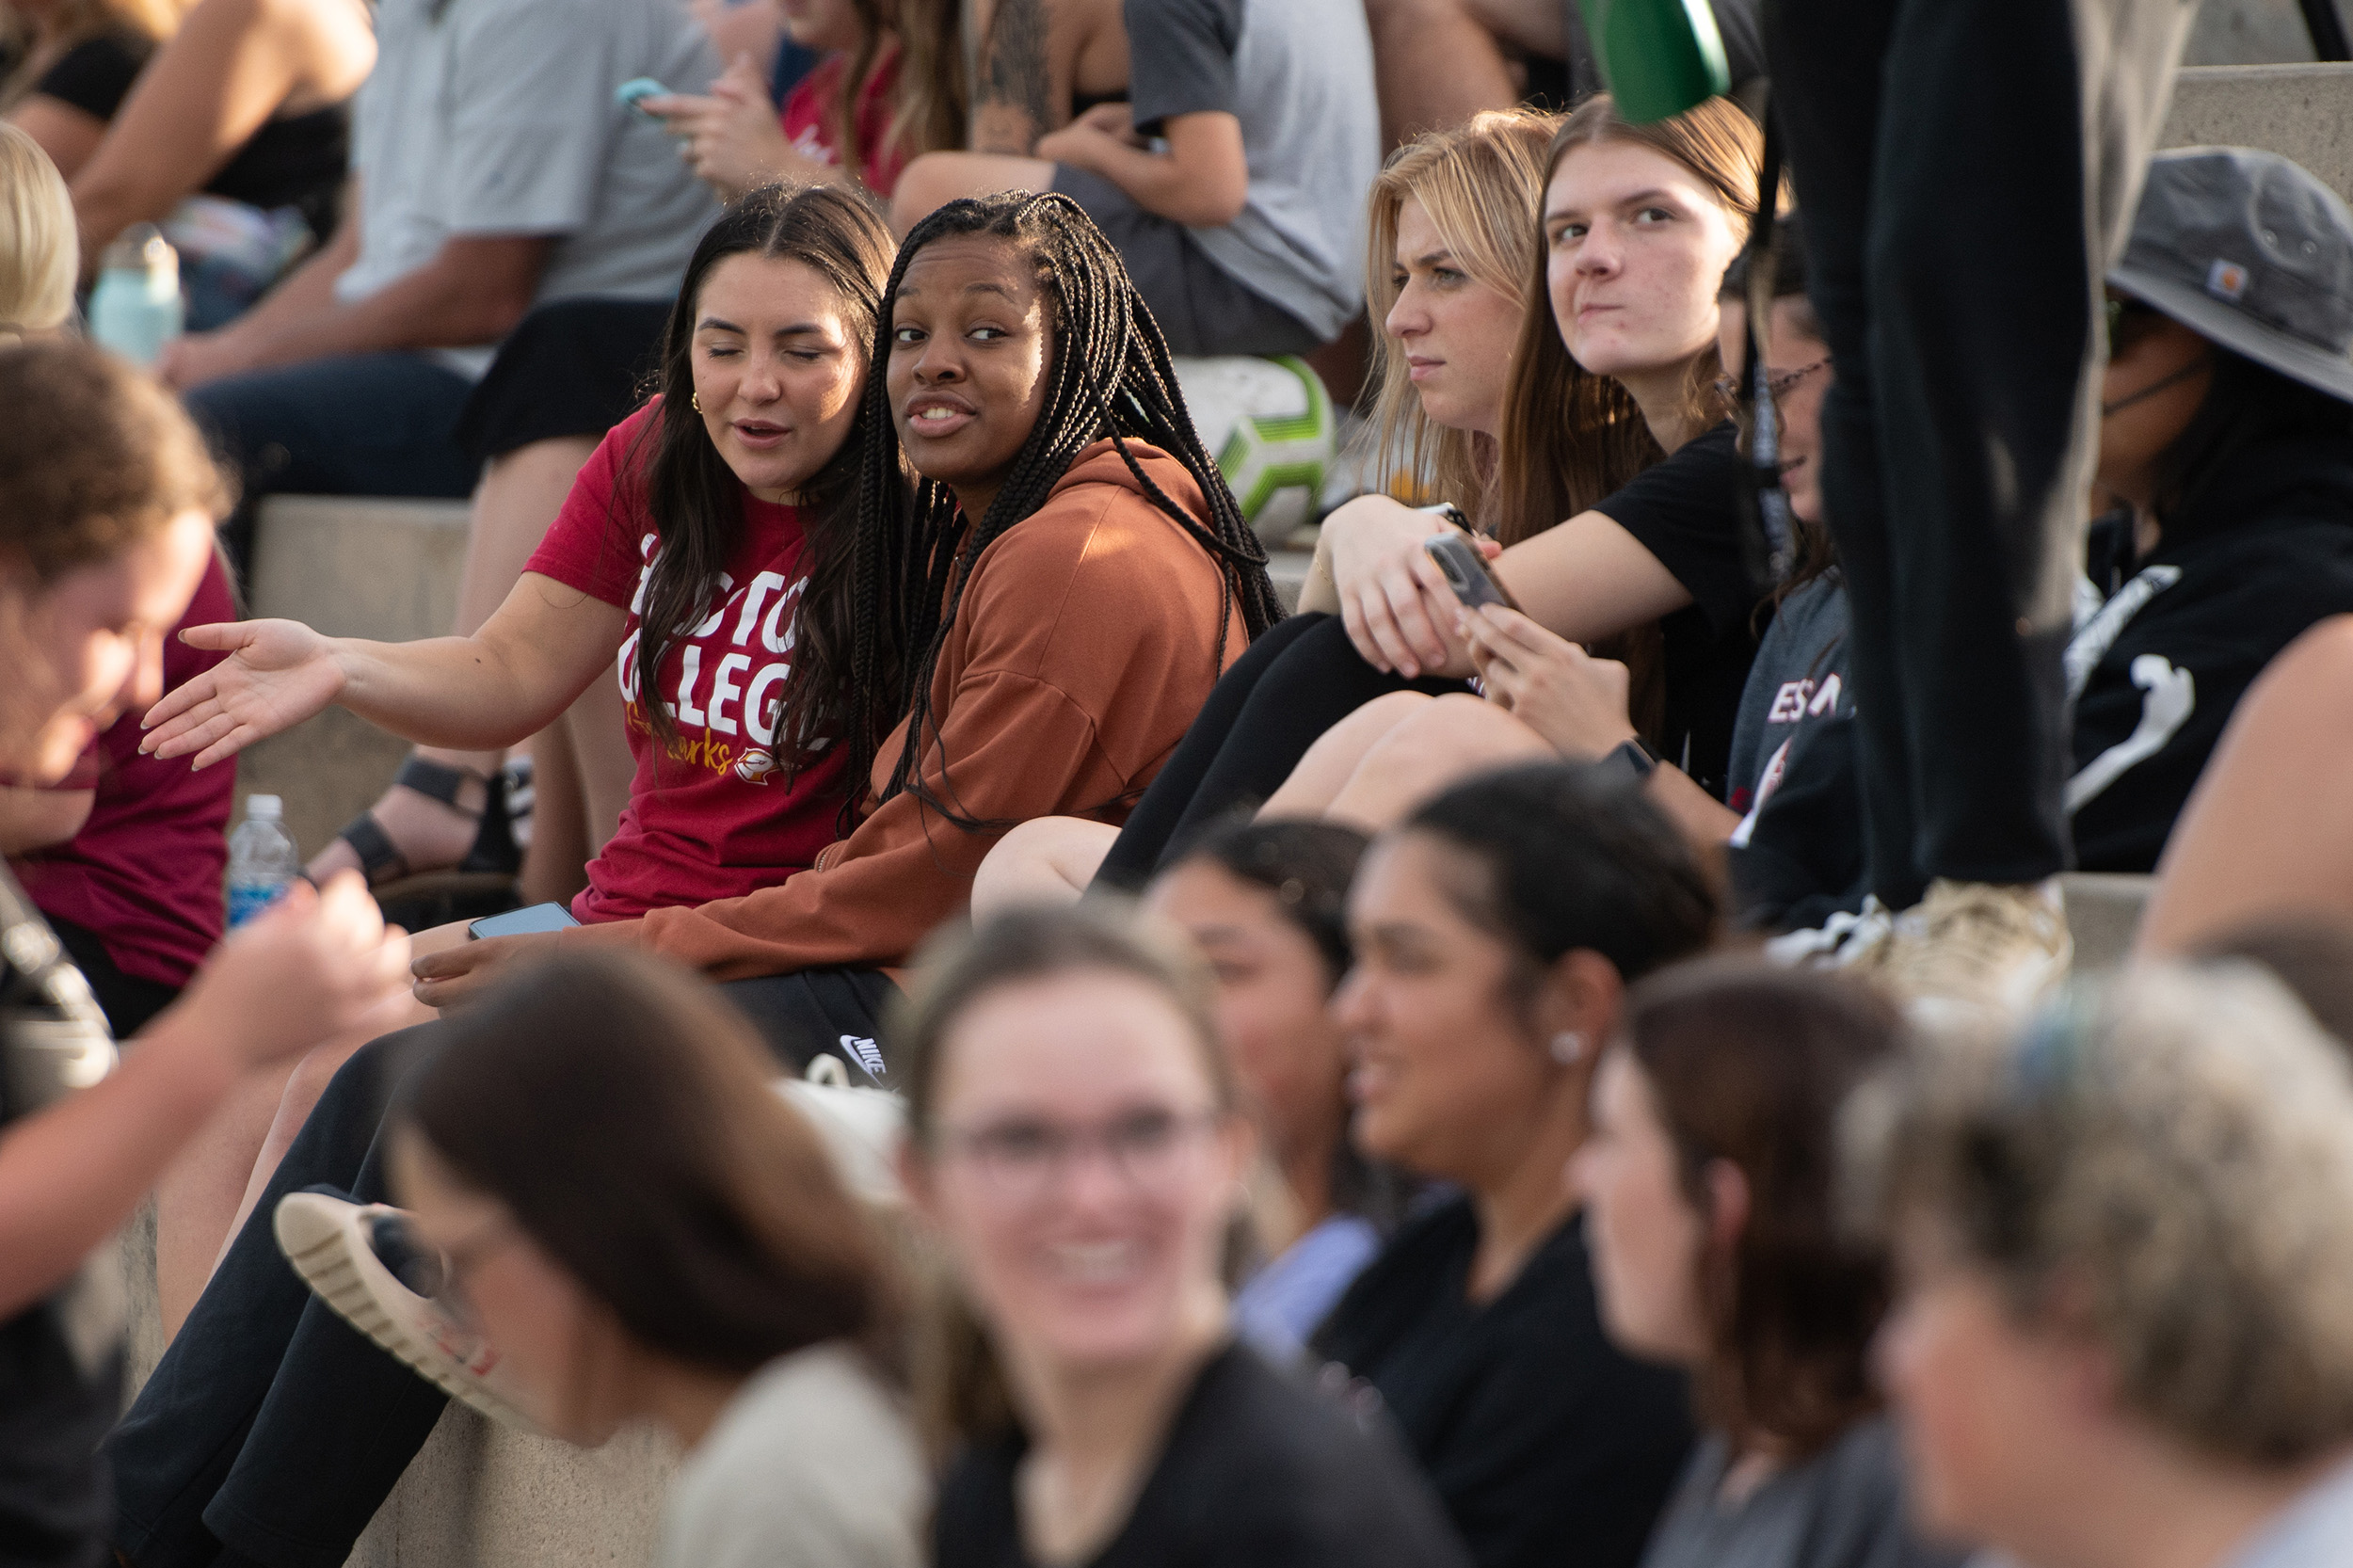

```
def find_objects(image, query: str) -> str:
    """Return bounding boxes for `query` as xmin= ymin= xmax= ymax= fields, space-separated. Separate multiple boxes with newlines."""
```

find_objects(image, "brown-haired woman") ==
xmin=895 ymin=902 xmax=1471 ymax=1568
xmin=1078 ymin=92 xmax=1767 ymax=890
xmin=0 ymin=337 xmax=408 ymax=1567
xmin=373 ymin=951 xmax=921 ymax=1568
xmin=1573 ymin=960 xmax=1964 ymax=1568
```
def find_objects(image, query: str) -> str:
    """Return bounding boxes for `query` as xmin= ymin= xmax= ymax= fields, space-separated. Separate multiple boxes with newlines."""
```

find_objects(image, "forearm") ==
xmin=331 ymin=632 xmax=590 ymax=750
xmin=227 ymin=253 xmax=536 ymax=371
xmin=0 ymin=1012 xmax=238 ymax=1320
xmin=219 ymin=225 xmax=354 ymax=338
xmin=1644 ymin=763 xmax=1740 ymax=845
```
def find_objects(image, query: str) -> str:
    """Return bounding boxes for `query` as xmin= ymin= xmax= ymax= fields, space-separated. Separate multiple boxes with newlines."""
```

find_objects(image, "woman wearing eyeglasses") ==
xmin=896 ymin=903 xmax=1472 ymax=1568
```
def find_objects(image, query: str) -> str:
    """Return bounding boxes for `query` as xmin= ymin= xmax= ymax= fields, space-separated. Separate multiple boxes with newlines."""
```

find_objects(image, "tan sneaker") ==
xmin=1865 ymin=877 xmax=2072 ymax=1027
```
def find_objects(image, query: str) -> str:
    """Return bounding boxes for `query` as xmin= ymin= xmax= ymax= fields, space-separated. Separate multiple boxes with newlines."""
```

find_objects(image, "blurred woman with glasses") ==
xmin=895 ymin=902 xmax=1472 ymax=1568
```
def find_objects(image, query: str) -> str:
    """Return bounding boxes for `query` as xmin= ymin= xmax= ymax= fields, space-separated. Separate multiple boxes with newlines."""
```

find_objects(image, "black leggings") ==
xmin=104 ymin=969 xmax=898 ymax=1568
xmin=1095 ymin=614 xmax=1468 ymax=888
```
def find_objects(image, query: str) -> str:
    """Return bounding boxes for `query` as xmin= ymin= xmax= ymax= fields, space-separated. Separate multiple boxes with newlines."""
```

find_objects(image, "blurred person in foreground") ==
xmin=1849 ymin=965 xmax=2353 ymax=1568
xmin=0 ymin=336 xmax=408 ymax=1568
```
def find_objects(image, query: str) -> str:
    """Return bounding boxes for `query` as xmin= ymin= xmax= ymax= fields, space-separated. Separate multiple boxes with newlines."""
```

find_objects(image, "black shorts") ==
xmin=720 ymin=968 xmax=904 ymax=1086
xmin=1048 ymin=165 xmax=1325 ymax=359
xmin=456 ymin=296 xmax=674 ymax=463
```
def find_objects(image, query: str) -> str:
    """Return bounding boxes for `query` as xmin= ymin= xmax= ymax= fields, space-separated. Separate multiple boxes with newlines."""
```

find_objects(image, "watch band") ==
xmin=1605 ymin=735 xmax=1661 ymax=787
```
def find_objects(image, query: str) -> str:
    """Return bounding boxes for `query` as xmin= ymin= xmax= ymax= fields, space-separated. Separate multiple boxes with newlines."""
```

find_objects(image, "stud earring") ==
xmin=1550 ymin=1031 xmax=1585 ymax=1065
xmin=691 ymin=392 xmax=701 ymax=411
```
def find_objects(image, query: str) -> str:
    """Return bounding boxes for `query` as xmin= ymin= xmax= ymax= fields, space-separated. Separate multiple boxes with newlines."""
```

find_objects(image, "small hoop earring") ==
xmin=1550 ymin=1031 xmax=1585 ymax=1065
xmin=690 ymin=392 xmax=701 ymax=411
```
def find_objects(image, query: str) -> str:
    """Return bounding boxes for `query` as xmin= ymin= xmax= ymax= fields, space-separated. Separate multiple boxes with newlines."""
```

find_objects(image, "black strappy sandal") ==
xmin=334 ymin=756 xmax=521 ymax=892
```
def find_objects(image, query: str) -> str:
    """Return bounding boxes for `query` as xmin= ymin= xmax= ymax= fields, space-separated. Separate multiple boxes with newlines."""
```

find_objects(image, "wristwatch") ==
xmin=1604 ymin=734 xmax=1662 ymax=787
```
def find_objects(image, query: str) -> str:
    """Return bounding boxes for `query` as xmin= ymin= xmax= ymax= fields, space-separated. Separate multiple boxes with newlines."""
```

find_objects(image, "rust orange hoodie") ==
xmin=565 ymin=438 xmax=1250 ymax=980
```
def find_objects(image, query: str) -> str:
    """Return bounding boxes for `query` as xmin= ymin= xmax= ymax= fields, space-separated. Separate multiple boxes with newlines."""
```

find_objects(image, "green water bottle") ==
xmin=1575 ymin=0 xmax=1731 ymax=122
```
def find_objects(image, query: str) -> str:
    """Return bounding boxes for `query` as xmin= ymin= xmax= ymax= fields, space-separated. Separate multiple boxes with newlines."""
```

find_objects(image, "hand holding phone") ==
xmin=616 ymin=78 xmax=670 ymax=118
xmin=1423 ymin=533 xmax=1520 ymax=613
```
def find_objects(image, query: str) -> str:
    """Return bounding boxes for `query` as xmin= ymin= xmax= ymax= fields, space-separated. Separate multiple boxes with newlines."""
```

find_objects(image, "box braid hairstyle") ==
xmin=840 ymin=190 xmax=1286 ymax=833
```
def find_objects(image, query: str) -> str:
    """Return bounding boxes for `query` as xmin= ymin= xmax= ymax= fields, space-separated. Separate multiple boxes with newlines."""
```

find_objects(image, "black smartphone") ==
xmin=467 ymin=902 xmax=582 ymax=940
xmin=1423 ymin=532 xmax=1520 ymax=613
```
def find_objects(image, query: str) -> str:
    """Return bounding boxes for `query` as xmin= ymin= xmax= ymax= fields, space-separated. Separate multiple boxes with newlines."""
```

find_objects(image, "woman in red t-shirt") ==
xmin=136 ymin=184 xmax=898 ymax=1263
xmin=648 ymin=0 xmax=963 ymax=201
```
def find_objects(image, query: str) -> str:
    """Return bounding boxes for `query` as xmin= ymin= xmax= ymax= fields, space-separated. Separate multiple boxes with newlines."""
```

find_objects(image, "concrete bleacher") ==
xmin=153 ymin=56 xmax=2347 ymax=1568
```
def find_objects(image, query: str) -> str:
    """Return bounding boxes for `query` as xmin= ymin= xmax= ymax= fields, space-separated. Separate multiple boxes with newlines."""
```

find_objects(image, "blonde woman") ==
xmin=973 ymin=107 xmax=1560 ymax=913
xmin=1852 ymin=966 xmax=2353 ymax=1567
xmin=0 ymin=121 xmax=74 ymax=331
xmin=1 ymin=0 xmax=190 ymax=178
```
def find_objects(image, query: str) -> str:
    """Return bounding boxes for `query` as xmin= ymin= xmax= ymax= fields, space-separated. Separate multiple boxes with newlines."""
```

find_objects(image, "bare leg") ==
xmin=518 ymin=668 xmax=631 ymax=906
xmin=153 ymin=1060 xmax=308 ymax=1341
xmin=1320 ymin=693 xmax=1552 ymax=832
xmin=310 ymin=438 xmax=600 ymax=883
xmin=973 ymin=818 xmax=1123 ymax=917
xmin=1362 ymin=0 xmax=1516 ymax=147
xmin=2139 ymin=618 xmax=2353 ymax=956
xmin=1258 ymin=691 xmax=1435 ymax=821
xmin=198 ymin=919 xmax=471 ymax=1305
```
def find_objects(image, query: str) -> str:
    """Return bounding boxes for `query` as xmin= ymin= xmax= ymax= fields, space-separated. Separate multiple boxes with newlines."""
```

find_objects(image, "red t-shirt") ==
xmin=15 ymin=555 xmax=236 ymax=988
xmin=524 ymin=404 xmax=851 ymax=923
xmin=778 ymin=42 xmax=907 ymax=197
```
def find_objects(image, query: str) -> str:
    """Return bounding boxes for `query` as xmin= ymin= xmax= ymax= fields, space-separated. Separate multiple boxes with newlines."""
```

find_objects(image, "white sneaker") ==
xmin=1764 ymin=897 xmax=1897 ymax=970
xmin=273 ymin=1190 xmax=542 ymax=1432
xmin=1868 ymin=877 xmax=2073 ymax=1028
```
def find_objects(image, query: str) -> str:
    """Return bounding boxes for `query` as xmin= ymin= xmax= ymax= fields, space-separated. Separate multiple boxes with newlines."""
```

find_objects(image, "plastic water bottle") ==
xmin=88 ymin=225 xmax=184 ymax=366
xmin=226 ymin=795 xmax=300 ymax=929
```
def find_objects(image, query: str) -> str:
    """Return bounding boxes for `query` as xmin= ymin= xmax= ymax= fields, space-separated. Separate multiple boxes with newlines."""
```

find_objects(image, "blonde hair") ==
xmin=1849 ymin=964 xmax=2353 ymax=1465
xmin=1359 ymin=109 xmax=1561 ymax=527
xmin=0 ymin=124 xmax=76 ymax=334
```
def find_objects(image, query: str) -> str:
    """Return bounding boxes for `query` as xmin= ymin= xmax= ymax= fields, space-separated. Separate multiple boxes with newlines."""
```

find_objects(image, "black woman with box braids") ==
xmin=414 ymin=186 xmax=1279 ymax=1077
xmin=838 ymin=190 xmax=1285 ymax=834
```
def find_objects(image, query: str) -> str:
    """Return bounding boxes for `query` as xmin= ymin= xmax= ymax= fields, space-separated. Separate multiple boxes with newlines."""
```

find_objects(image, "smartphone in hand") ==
xmin=1423 ymin=533 xmax=1521 ymax=613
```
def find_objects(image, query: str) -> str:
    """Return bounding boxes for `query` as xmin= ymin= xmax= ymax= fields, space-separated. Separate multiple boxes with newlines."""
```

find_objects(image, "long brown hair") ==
xmin=626 ymin=183 xmax=897 ymax=770
xmin=1358 ymin=109 xmax=1561 ymax=528
xmin=1621 ymin=958 xmax=1900 ymax=1457
xmin=1493 ymin=93 xmax=1761 ymax=744
xmin=399 ymin=951 xmax=895 ymax=1376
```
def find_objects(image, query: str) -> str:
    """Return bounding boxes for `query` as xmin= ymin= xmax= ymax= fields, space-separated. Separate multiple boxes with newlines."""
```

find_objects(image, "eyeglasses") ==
xmin=1712 ymin=356 xmax=1832 ymax=409
xmin=2105 ymin=296 xmax=2158 ymax=357
xmin=934 ymin=1107 xmax=1224 ymax=1201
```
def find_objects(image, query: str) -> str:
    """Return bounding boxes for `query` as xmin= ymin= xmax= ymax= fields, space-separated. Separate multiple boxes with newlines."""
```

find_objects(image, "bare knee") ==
xmin=973 ymin=816 xmax=1118 ymax=919
xmin=1329 ymin=695 xmax=1551 ymax=829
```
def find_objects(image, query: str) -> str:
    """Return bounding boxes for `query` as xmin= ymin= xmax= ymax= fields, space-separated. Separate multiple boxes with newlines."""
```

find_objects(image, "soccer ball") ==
xmin=1170 ymin=354 xmax=1335 ymax=545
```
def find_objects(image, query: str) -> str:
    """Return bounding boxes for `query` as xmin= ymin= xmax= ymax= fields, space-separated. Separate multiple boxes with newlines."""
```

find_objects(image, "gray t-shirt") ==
xmin=657 ymin=1342 xmax=926 ymax=1568
xmin=341 ymin=0 xmax=721 ymax=376
xmin=1126 ymin=0 xmax=1378 ymax=341
xmin=1641 ymin=1417 xmax=1965 ymax=1568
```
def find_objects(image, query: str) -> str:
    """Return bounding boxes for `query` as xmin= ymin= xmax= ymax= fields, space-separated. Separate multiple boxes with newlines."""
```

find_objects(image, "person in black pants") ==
xmin=1757 ymin=0 xmax=2193 ymax=1006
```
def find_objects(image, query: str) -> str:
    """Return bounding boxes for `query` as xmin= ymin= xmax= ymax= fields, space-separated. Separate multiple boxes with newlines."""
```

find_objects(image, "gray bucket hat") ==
xmin=2110 ymin=145 xmax=2353 ymax=405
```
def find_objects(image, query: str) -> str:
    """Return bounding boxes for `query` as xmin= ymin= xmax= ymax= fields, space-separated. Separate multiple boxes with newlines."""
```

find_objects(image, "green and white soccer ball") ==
xmin=1171 ymin=354 xmax=1335 ymax=545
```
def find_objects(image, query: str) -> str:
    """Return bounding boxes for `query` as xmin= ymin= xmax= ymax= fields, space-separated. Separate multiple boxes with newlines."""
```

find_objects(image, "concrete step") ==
xmin=2164 ymin=62 xmax=2353 ymax=197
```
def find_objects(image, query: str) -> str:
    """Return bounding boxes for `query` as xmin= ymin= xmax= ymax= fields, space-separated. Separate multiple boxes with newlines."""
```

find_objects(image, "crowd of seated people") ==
xmin=11 ymin=8 xmax=2353 ymax=1568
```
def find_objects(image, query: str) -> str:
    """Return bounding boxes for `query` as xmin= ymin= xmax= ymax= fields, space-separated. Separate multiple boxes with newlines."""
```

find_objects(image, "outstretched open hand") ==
xmin=138 ymin=618 xmax=344 ymax=769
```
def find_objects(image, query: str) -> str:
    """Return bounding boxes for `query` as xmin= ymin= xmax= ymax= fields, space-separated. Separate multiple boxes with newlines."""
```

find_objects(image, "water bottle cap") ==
xmin=247 ymin=794 xmax=283 ymax=821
